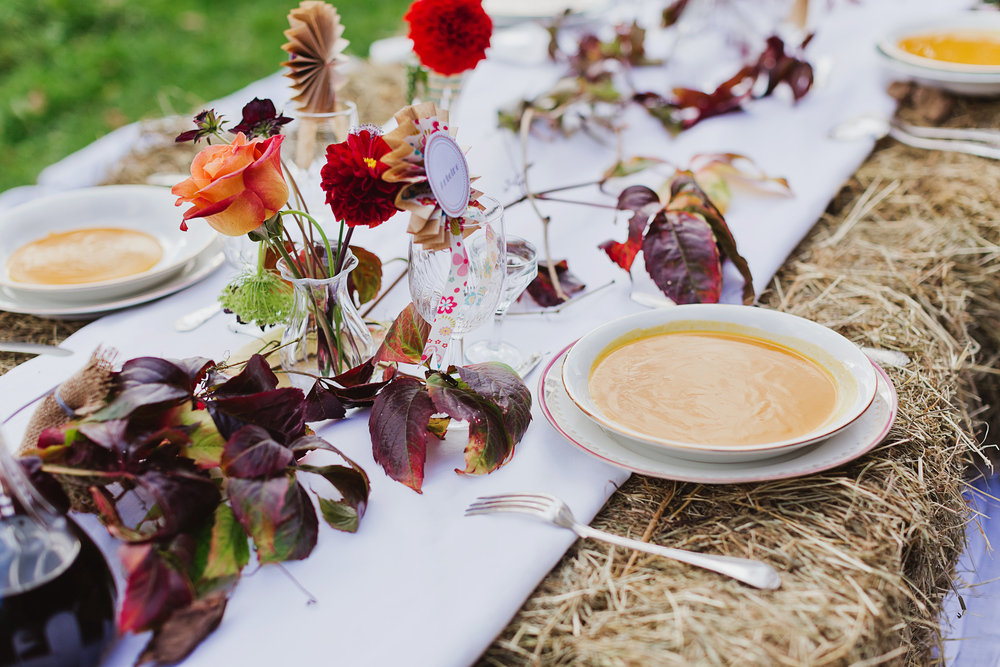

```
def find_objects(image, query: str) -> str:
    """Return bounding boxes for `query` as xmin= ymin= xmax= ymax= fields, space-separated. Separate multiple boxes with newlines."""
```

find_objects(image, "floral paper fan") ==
xmin=281 ymin=1 xmax=350 ymax=113
xmin=382 ymin=102 xmax=482 ymax=251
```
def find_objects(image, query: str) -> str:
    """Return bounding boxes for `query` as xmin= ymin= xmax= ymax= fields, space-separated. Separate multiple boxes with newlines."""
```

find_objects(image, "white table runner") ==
xmin=1 ymin=1 xmax=987 ymax=664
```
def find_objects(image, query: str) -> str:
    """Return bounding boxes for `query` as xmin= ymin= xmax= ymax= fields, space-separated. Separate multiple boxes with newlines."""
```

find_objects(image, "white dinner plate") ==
xmin=0 ymin=185 xmax=217 ymax=302
xmin=540 ymin=344 xmax=898 ymax=484
xmin=0 ymin=240 xmax=226 ymax=320
xmin=878 ymin=12 xmax=1000 ymax=74
xmin=876 ymin=13 xmax=1000 ymax=96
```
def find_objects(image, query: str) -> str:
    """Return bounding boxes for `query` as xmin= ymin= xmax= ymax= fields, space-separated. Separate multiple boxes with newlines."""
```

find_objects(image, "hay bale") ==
xmin=479 ymin=99 xmax=1000 ymax=666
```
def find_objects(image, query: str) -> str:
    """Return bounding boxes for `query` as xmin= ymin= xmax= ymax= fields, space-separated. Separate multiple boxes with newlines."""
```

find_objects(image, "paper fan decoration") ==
xmin=281 ymin=1 xmax=350 ymax=113
xmin=382 ymin=102 xmax=483 ymax=251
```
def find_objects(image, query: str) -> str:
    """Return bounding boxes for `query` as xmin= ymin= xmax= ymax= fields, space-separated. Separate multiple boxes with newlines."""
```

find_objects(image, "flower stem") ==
xmin=519 ymin=109 xmax=567 ymax=302
xmin=284 ymin=209 xmax=335 ymax=278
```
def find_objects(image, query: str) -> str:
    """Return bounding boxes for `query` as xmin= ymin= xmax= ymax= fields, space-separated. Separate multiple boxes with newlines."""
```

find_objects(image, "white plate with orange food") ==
xmin=541 ymin=344 xmax=897 ymax=484
xmin=561 ymin=305 xmax=879 ymax=464
xmin=0 ymin=185 xmax=217 ymax=304
xmin=876 ymin=12 xmax=1000 ymax=95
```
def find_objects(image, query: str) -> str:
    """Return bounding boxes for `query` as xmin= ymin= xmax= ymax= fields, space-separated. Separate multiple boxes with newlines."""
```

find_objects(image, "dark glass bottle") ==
xmin=0 ymin=431 xmax=117 ymax=667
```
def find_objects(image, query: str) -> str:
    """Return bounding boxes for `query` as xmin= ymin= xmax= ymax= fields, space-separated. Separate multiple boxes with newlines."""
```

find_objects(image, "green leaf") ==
xmin=318 ymin=497 xmax=359 ymax=533
xmin=178 ymin=405 xmax=227 ymax=469
xmin=374 ymin=303 xmax=431 ymax=365
xmin=600 ymin=156 xmax=666 ymax=183
xmin=202 ymin=504 xmax=250 ymax=580
xmin=427 ymin=417 xmax=450 ymax=439
xmin=228 ymin=474 xmax=318 ymax=564
xmin=347 ymin=245 xmax=383 ymax=305
xmin=425 ymin=373 xmax=514 ymax=476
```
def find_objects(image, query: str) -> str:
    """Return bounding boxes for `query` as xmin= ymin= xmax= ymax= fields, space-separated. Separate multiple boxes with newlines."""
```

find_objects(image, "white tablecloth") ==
xmin=1 ymin=0 xmax=993 ymax=664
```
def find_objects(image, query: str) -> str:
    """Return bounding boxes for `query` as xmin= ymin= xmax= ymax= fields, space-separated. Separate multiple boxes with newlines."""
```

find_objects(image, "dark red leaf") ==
xmin=304 ymin=382 xmax=347 ymax=422
xmin=369 ymin=376 xmax=436 ymax=493
xmin=668 ymin=171 xmax=754 ymax=303
xmin=211 ymin=354 xmax=279 ymax=398
xmin=374 ymin=303 xmax=431 ymax=365
xmin=346 ymin=245 xmax=382 ymax=305
xmin=120 ymin=544 xmax=195 ymax=633
xmin=425 ymin=373 xmax=515 ymax=476
xmin=305 ymin=359 xmax=397 ymax=414
xmin=456 ymin=363 xmax=533 ymax=444
xmin=206 ymin=387 xmax=306 ymax=445
xmin=642 ymin=210 xmax=722 ymax=304
xmin=331 ymin=358 xmax=377 ymax=387
xmin=136 ymin=591 xmax=228 ymax=666
xmin=526 ymin=260 xmax=586 ymax=308
xmin=228 ymin=474 xmax=318 ymax=564
xmin=221 ymin=425 xmax=294 ymax=479
xmin=18 ymin=458 xmax=70 ymax=513
xmin=94 ymin=384 xmax=192 ymax=421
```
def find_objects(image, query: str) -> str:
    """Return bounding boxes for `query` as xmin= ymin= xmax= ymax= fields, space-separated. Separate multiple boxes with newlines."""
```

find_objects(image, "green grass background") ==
xmin=0 ymin=0 xmax=410 ymax=193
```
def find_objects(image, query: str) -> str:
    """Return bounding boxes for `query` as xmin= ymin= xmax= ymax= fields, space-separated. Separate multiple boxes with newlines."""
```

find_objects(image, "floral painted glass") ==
xmin=408 ymin=196 xmax=506 ymax=369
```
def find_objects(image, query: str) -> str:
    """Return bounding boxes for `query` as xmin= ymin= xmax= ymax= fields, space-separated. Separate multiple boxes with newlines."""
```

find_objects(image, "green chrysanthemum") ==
xmin=218 ymin=268 xmax=293 ymax=328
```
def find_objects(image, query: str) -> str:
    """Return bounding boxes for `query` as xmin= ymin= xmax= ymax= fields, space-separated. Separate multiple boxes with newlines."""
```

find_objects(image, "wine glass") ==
xmin=408 ymin=196 xmax=507 ymax=369
xmin=465 ymin=237 xmax=538 ymax=367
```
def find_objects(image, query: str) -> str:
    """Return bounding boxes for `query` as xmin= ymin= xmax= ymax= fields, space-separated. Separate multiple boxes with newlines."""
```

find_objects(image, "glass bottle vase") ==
xmin=278 ymin=251 xmax=376 ymax=390
xmin=0 ymin=428 xmax=117 ymax=667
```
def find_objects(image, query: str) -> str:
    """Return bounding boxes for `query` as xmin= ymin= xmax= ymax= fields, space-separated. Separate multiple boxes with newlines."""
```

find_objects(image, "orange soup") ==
xmin=897 ymin=31 xmax=1000 ymax=67
xmin=588 ymin=331 xmax=839 ymax=447
xmin=7 ymin=228 xmax=162 ymax=285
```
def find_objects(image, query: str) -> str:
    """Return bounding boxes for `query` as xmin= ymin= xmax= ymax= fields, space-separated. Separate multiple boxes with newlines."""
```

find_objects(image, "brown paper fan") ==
xmin=281 ymin=1 xmax=350 ymax=113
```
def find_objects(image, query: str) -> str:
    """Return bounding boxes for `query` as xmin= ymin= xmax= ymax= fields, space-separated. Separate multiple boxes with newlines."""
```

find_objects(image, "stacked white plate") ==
xmin=876 ymin=12 xmax=1000 ymax=96
xmin=0 ymin=185 xmax=224 ymax=319
xmin=544 ymin=305 xmax=898 ymax=483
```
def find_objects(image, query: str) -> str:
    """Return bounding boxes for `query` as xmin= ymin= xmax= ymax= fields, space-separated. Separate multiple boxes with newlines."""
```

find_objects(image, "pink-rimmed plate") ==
xmin=539 ymin=343 xmax=897 ymax=484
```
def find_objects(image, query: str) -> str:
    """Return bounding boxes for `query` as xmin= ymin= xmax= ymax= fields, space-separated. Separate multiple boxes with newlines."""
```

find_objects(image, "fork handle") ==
xmin=573 ymin=525 xmax=781 ymax=590
xmin=887 ymin=126 xmax=1000 ymax=160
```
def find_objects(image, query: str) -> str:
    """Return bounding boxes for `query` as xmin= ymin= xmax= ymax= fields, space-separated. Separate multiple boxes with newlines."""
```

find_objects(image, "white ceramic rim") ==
xmin=876 ymin=12 xmax=1000 ymax=75
xmin=561 ymin=304 xmax=878 ymax=455
xmin=482 ymin=0 xmax=610 ymax=19
xmin=540 ymin=343 xmax=898 ymax=484
xmin=0 ymin=185 xmax=217 ymax=297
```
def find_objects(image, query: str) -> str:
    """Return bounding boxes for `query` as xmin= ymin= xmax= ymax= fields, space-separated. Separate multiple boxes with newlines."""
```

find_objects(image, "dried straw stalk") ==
xmin=478 ymin=97 xmax=1000 ymax=666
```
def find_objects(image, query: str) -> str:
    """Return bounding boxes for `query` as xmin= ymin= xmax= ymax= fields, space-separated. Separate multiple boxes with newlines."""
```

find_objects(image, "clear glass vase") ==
xmin=278 ymin=251 xmax=376 ymax=390
xmin=425 ymin=71 xmax=465 ymax=112
xmin=281 ymin=101 xmax=359 ymax=218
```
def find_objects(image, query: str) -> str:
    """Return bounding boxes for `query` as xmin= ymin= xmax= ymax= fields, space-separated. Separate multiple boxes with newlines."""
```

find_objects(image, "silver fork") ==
xmin=466 ymin=493 xmax=781 ymax=590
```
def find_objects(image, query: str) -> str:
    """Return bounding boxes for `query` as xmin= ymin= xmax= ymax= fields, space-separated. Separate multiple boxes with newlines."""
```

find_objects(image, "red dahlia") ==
xmin=320 ymin=126 xmax=402 ymax=228
xmin=405 ymin=0 xmax=493 ymax=76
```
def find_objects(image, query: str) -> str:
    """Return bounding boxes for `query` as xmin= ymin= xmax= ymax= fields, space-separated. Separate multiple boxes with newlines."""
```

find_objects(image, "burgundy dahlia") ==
xmin=320 ymin=126 xmax=402 ymax=228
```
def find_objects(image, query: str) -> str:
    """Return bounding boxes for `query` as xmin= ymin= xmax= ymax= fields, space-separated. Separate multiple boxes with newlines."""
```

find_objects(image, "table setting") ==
xmin=2 ymin=0 xmax=1000 ymax=665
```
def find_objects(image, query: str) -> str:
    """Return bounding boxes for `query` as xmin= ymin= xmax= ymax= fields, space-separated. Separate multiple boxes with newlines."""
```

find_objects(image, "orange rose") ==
xmin=171 ymin=133 xmax=288 ymax=236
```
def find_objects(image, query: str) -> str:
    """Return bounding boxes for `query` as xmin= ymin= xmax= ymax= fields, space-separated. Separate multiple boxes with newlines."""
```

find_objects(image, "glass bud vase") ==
xmin=277 ymin=251 xmax=376 ymax=390
xmin=425 ymin=70 xmax=465 ymax=111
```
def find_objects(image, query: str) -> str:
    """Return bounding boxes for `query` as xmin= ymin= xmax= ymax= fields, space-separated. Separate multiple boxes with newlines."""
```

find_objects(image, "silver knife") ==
xmin=0 ymin=342 xmax=73 ymax=356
